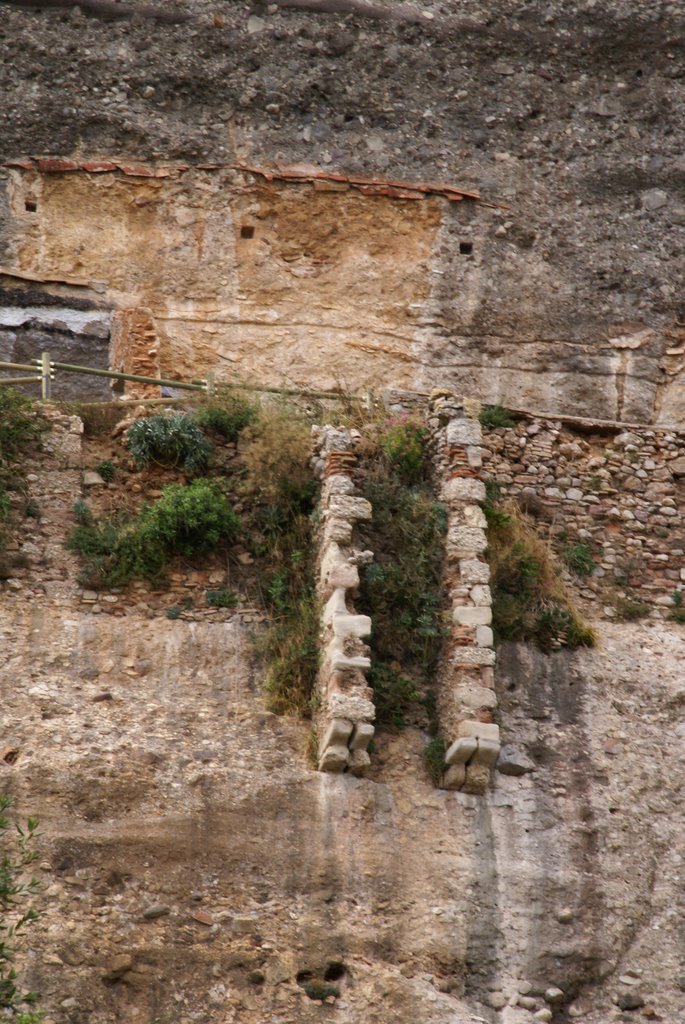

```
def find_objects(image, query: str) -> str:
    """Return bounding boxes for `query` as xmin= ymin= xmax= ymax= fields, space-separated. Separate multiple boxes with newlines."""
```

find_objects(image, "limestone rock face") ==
xmin=2 ymin=591 xmax=685 ymax=1022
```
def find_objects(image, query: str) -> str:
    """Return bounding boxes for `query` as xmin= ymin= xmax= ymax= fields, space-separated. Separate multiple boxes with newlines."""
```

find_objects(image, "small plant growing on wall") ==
xmin=479 ymin=404 xmax=515 ymax=430
xmin=195 ymin=391 xmax=256 ymax=441
xmin=126 ymin=414 xmax=211 ymax=475
xmin=0 ymin=796 xmax=41 ymax=1012
xmin=378 ymin=411 xmax=429 ymax=485
xmin=562 ymin=543 xmax=596 ymax=577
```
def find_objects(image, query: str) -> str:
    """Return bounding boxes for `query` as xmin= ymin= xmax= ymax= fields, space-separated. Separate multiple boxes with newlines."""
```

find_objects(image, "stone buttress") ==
xmin=311 ymin=425 xmax=376 ymax=775
xmin=430 ymin=391 xmax=501 ymax=794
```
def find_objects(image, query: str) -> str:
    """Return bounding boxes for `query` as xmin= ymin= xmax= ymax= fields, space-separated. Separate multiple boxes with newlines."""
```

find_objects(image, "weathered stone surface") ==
xmin=349 ymin=721 xmax=375 ymax=750
xmin=452 ymin=605 xmax=492 ymax=626
xmin=441 ymin=478 xmax=487 ymax=504
xmin=445 ymin=736 xmax=477 ymax=765
xmin=459 ymin=559 xmax=491 ymax=585
xmin=318 ymin=743 xmax=349 ymax=772
xmin=497 ymin=744 xmax=536 ymax=776
xmin=320 ymin=718 xmax=353 ymax=750
xmin=446 ymin=419 xmax=482 ymax=446
xmin=442 ymin=763 xmax=466 ymax=790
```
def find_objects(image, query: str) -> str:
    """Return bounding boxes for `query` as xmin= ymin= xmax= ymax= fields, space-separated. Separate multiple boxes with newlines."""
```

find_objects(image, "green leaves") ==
xmin=126 ymin=414 xmax=211 ymax=475
xmin=0 ymin=796 xmax=42 ymax=1010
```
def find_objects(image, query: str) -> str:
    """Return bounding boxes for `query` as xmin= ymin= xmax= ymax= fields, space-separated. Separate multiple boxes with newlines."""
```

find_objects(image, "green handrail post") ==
xmin=206 ymin=372 xmax=215 ymax=398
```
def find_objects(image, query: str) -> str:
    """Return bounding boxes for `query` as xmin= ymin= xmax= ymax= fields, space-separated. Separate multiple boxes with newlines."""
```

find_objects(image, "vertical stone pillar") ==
xmin=109 ymin=308 xmax=160 ymax=399
xmin=311 ymin=426 xmax=376 ymax=776
xmin=430 ymin=390 xmax=500 ymax=794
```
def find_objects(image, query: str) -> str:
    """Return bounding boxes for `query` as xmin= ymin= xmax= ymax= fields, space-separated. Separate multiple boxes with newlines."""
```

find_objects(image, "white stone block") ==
xmin=323 ymin=587 xmax=347 ymax=624
xmin=332 ymin=613 xmax=372 ymax=639
xmin=442 ymin=763 xmax=466 ymax=790
xmin=460 ymin=559 xmax=490 ymax=584
xmin=461 ymin=504 xmax=487 ymax=528
xmin=323 ymin=517 xmax=353 ymax=545
xmin=441 ymin=477 xmax=486 ymax=504
xmin=451 ymin=647 xmax=495 ymax=667
xmin=321 ymin=718 xmax=353 ymax=750
xmin=319 ymin=743 xmax=349 ymax=772
xmin=448 ymin=527 xmax=487 ymax=552
xmin=330 ymin=648 xmax=371 ymax=673
xmin=453 ymin=685 xmax=497 ymax=710
xmin=446 ymin=419 xmax=482 ymax=446
xmin=322 ymin=475 xmax=355 ymax=499
xmin=327 ymin=494 xmax=372 ymax=521
xmin=348 ymin=749 xmax=371 ymax=776
xmin=476 ymin=625 xmax=494 ymax=648
xmin=453 ymin=605 xmax=492 ymax=626
xmin=349 ymin=721 xmax=375 ymax=750
xmin=475 ymin=737 xmax=501 ymax=767
xmin=458 ymin=721 xmax=500 ymax=743
xmin=445 ymin=736 xmax=477 ymax=765
xmin=328 ymin=693 xmax=376 ymax=723
xmin=470 ymin=584 xmax=492 ymax=606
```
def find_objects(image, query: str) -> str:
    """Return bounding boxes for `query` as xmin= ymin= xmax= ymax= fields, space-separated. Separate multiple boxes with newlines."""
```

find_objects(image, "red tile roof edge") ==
xmin=2 ymin=158 xmax=498 ymax=205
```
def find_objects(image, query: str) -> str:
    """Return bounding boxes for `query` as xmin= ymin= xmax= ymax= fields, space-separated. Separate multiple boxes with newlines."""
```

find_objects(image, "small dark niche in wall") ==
xmin=459 ymin=241 xmax=473 ymax=255
xmin=240 ymin=224 xmax=255 ymax=239
xmin=324 ymin=962 xmax=347 ymax=982
xmin=25 ymin=200 xmax=37 ymax=213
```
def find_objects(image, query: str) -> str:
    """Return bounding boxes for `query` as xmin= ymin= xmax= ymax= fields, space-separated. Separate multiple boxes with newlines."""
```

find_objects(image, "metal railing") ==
xmin=0 ymin=351 xmax=354 ymax=402
xmin=0 ymin=351 xmax=210 ymax=399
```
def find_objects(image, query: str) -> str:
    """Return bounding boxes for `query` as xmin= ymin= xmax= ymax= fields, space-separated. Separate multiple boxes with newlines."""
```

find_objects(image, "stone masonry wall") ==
xmin=429 ymin=391 xmax=501 ymax=795
xmin=481 ymin=415 xmax=685 ymax=614
xmin=311 ymin=425 xmax=376 ymax=775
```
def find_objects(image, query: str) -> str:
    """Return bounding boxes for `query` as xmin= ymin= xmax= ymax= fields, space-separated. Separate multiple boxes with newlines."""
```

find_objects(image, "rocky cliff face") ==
xmin=1 ymin=1 xmax=685 ymax=419
xmin=1 ymin=410 xmax=685 ymax=1024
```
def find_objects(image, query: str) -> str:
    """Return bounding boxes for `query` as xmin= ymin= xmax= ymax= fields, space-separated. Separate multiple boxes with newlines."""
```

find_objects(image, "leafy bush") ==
xmin=196 ymin=392 xmax=256 ymax=441
xmin=96 ymin=460 xmax=116 ymax=483
xmin=0 ymin=796 xmax=41 ymax=1011
xmin=562 ymin=543 xmax=596 ymax=577
xmin=486 ymin=496 xmax=595 ymax=652
xmin=137 ymin=480 xmax=239 ymax=556
xmin=126 ymin=414 xmax=211 ymax=475
xmin=68 ymin=480 xmax=239 ymax=587
xmin=206 ymin=586 xmax=238 ymax=608
xmin=0 ymin=389 xmax=44 ymax=468
xmin=479 ymin=404 xmax=515 ymax=430
xmin=378 ymin=412 xmax=428 ymax=485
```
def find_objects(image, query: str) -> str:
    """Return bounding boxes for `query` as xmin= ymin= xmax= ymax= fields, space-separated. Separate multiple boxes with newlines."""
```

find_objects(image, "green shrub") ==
xmin=126 ymin=414 xmax=211 ymax=475
xmin=423 ymin=735 xmax=446 ymax=785
xmin=673 ymin=608 xmax=685 ymax=624
xmin=96 ymin=460 xmax=116 ymax=483
xmin=73 ymin=500 xmax=94 ymax=527
xmin=0 ymin=796 xmax=41 ymax=1011
xmin=166 ymin=607 xmax=182 ymax=620
xmin=359 ymin=475 xmax=446 ymax=671
xmin=137 ymin=480 xmax=239 ymax=556
xmin=68 ymin=480 xmax=239 ymax=588
xmin=562 ymin=543 xmax=596 ymax=577
xmin=378 ymin=412 xmax=428 ymax=485
xmin=206 ymin=586 xmax=238 ymax=608
xmin=0 ymin=389 xmax=44 ymax=467
xmin=479 ymin=404 xmax=515 ymax=429
xmin=196 ymin=393 xmax=256 ymax=441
